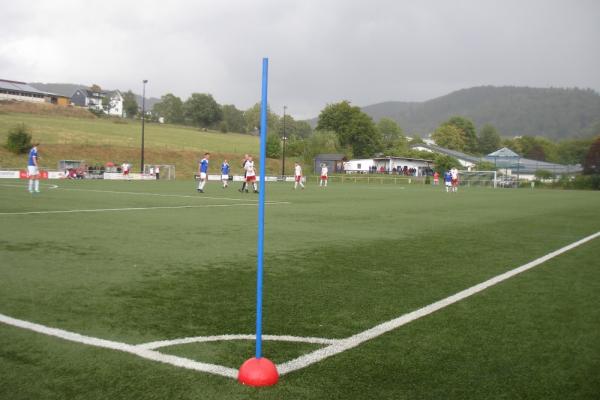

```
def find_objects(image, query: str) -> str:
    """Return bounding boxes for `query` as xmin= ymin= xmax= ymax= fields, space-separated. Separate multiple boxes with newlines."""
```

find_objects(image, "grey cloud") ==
xmin=1 ymin=0 xmax=599 ymax=119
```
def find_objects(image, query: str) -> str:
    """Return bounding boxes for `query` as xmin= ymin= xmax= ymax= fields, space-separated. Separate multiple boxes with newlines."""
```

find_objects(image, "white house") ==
xmin=70 ymin=88 xmax=124 ymax=116
xmin=104 ymin=90 xmax=124 ymax=117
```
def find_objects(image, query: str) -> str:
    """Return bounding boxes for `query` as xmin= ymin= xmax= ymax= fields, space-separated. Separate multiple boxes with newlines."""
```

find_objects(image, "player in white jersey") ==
xmin=245 ymin=156 xmax=258 ymax=193
xmin=451 ymin=168 xmax=459 ymax=192
xmin=294 ymin=162 xmax=304 ymax=189
xmin=239 ymin=154 xmax=250 ymax=193
xmin=319 ymin=163 xmax=328 ymax=187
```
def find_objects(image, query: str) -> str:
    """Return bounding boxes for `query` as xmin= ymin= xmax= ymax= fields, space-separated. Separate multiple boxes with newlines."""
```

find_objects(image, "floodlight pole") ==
xmin=140 ymin=80 xmax=148 ymax=173
xmin=281 ymin=105 xmax=287 ymax=178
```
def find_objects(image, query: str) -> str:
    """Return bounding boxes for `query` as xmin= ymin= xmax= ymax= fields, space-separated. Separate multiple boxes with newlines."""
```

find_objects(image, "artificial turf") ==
xmin=0 ymin=179 xmax=598 ymax=399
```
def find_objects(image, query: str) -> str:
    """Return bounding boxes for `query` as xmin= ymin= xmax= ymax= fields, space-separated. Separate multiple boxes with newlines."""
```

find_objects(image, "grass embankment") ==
xmin=0 ymin=104 xmax=291 ymax=177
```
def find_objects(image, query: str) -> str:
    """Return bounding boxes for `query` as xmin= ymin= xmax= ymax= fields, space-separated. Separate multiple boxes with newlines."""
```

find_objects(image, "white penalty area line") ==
xmin=0 ymin=231 xmax=598 ymax=379
xmin=0 ymin=201 xmax=291 ymax=216
xmin=276 ymin=230 xmax=600 ymax=375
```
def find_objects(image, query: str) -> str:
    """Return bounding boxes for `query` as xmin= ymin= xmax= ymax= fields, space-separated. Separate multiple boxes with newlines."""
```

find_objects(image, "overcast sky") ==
xmin=1 ymin=0 xmax=599 ymax=119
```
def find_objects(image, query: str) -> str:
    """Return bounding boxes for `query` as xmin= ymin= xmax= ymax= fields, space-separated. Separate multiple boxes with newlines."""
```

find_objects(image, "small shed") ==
xmin=313 ymin=154 xmax=346 ymax=174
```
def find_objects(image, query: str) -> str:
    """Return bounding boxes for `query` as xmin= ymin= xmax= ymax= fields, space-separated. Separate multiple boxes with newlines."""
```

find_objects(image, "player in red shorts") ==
xmin=294 ymin=162 xmax=305 ymax=190
xmin=451 ymin=168 xmax=459 ymax=192
xmin=245 ymin=156 xmax=258 ymax=193
xmin=319 ymin=163 xmax=328 ymax=187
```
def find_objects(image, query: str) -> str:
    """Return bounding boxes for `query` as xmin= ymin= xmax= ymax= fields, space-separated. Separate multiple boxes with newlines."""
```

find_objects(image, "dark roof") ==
xmin=373 ymin=156 xmax=434 ymax=163
xmin=0 ymin=79 xmax=50 ymax=96
xmin=410 ymin=142 xmax=581 ymax=174
xmin=314 ymin=153 xmax=346 ymax=160
xmin=409 ymin=143 xmax=480 ymax=163
xmin=487 ymin=147 xmax=519 ymax=158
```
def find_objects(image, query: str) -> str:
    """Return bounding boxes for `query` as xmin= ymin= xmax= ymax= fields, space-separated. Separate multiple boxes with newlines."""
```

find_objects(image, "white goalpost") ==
xmin=458 ymin=170 xmax=498 ymax=188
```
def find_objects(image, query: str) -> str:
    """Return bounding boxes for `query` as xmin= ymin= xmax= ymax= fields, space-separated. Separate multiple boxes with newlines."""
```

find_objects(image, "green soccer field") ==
xmin=1 ymin=180 xmax=599 ymax=399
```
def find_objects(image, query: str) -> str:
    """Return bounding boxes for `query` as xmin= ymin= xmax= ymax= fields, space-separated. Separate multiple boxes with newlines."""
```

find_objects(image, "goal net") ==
xmin=457 ymin=170 xmax=497 ymax=188
xmin=144 ymin=164 xmax=176 ymax=180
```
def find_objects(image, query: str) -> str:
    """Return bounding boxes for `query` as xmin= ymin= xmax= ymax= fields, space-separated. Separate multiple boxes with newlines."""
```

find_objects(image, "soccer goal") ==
xmin=458 ymin=170 xmax=497 ymax=188
xmin=144 ymin=164 xmax=176 ymax=180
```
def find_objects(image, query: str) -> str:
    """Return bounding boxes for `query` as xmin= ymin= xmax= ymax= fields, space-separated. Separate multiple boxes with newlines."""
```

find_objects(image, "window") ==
xmin=357 ymin=163 xmax=362 ymax=169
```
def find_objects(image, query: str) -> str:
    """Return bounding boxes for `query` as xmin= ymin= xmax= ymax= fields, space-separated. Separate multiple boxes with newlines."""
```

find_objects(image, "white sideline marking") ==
xmin=0 ymin=202 xmax=290 ymax=216
xmin=1 ymin=184 xmax=260 ymax=202
xmin=138 ymin=334 xmax=340 ymax=350
xmin=0 ymin=313 xmax=238 ymax=379
xmin=0 ymin=183 xmax=59 ymax=189
xmin=59 ymin=187 xmax=259 ymax=202
xmin=0 ymin=231 xmax=598 ymax=379
xmin=276 ymin=230 xmax=600 ymax=375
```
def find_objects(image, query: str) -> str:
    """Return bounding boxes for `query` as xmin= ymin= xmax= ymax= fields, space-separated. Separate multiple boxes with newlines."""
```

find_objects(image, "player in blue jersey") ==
xmin=221 ymin=159 xmax=230 ymax=188
xmin=27 ymin=143 xmax=41 ymax=193
xmin=197 ymin=153 xmax=210 ymax=193
xmin=444 ymin=170 xmax=452 ymax=192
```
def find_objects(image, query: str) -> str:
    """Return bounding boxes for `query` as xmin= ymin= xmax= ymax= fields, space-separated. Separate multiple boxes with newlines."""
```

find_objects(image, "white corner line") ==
xmin=137 ymin=334 xmax=340 ymax=350
xmin=276 ymin=230 xmax=600 ymax=375
xmin=0 ymin=231 xmax=598 ymax=378
xmin=0 ymin=202 xmax=291 ymax=216
xmin=0 ymin=313 xmax=238 ymax=379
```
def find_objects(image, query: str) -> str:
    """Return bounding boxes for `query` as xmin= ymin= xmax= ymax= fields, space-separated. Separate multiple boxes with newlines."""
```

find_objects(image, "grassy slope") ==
xmin=0 ymin=181 xmax=599 ymax=399
xmin=0 ymin=110 xmax=274 ymax=177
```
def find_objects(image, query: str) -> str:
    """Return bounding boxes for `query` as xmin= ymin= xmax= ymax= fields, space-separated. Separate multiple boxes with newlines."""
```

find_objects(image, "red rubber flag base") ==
xmin=238 ymin=357 xmax=279 ymax=386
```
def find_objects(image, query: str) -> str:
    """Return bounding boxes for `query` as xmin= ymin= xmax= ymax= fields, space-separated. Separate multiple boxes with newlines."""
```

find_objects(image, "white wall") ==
xmin=0 ymin=92 xmax=45 ymax=103
xmin=344 ymin=159 xmax=374 ymax=173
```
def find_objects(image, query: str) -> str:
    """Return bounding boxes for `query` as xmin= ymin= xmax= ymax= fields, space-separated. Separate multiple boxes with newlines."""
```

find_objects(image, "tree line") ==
xmin=144 ymin=92 xmax=599 ymax=174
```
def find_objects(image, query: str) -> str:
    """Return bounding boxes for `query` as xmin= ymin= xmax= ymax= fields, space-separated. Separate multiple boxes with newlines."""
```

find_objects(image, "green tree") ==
xmin=442 ymin=116 xmax=478 ymax=153
xmin=583 ymin=136 xmax=600 ymax=175
xmin=221 ymin=104 xmax=246 ymax=133
xmin=316 ymin=101 xmax=381 ymax=158
xmin=377 ymin=118 xmax=407 ymax=154
xmin=122 ymin=90 xmax=138 ymax=118
xmin=303 ymin=130 xmax=342 ymax=164
xmin=5 ymin=124 xmax=33 ymax=154
xmin=244 ymin=103 xmax=279 ymax=133
xmin=408 ymin=135 xmax=425 ymax=145
xmin=557 ymin=138 xmax=593 ymax=165
xmin=266 ymin=134 xmax=281 ymax=158
xmin=534 ymin=169 xmax=554 ymax=180
xmin=434 ymin=154 xmax=461 ymax=173
xmin=475 ymin=161 xmax=497 ymax=171
xmin=478 ymin=124 xmax=501 ymax=154
xmin=294 ymin=120 xmax=313 ymax=139
xmin=432 ymin=124 xmax=466 ymax=151
xmin=152 ymin=93 xmax=184 ymax=124
xmin=184 ymin=93 xmax=223 ymax=128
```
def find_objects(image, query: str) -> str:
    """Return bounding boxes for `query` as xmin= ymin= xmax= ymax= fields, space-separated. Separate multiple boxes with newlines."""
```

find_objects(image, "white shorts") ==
xmin=27 ymin=166 xmax=39 ymax=177
xmin=445 ymin=181 xmax=452 ymax=187
xmin=221 ymin=174 xmax=229 ymax=180
xmin=200 ymin=172 xmax=207 ymax=180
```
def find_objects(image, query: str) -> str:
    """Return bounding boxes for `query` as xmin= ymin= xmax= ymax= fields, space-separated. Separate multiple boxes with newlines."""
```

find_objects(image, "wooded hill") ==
xmin=360 ymin=86 xmax=600 ymax=139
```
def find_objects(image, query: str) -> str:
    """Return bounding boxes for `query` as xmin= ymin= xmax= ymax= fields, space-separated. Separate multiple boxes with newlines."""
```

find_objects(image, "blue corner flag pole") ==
xmin=255 ymin=57 xmax=269 ymax=359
